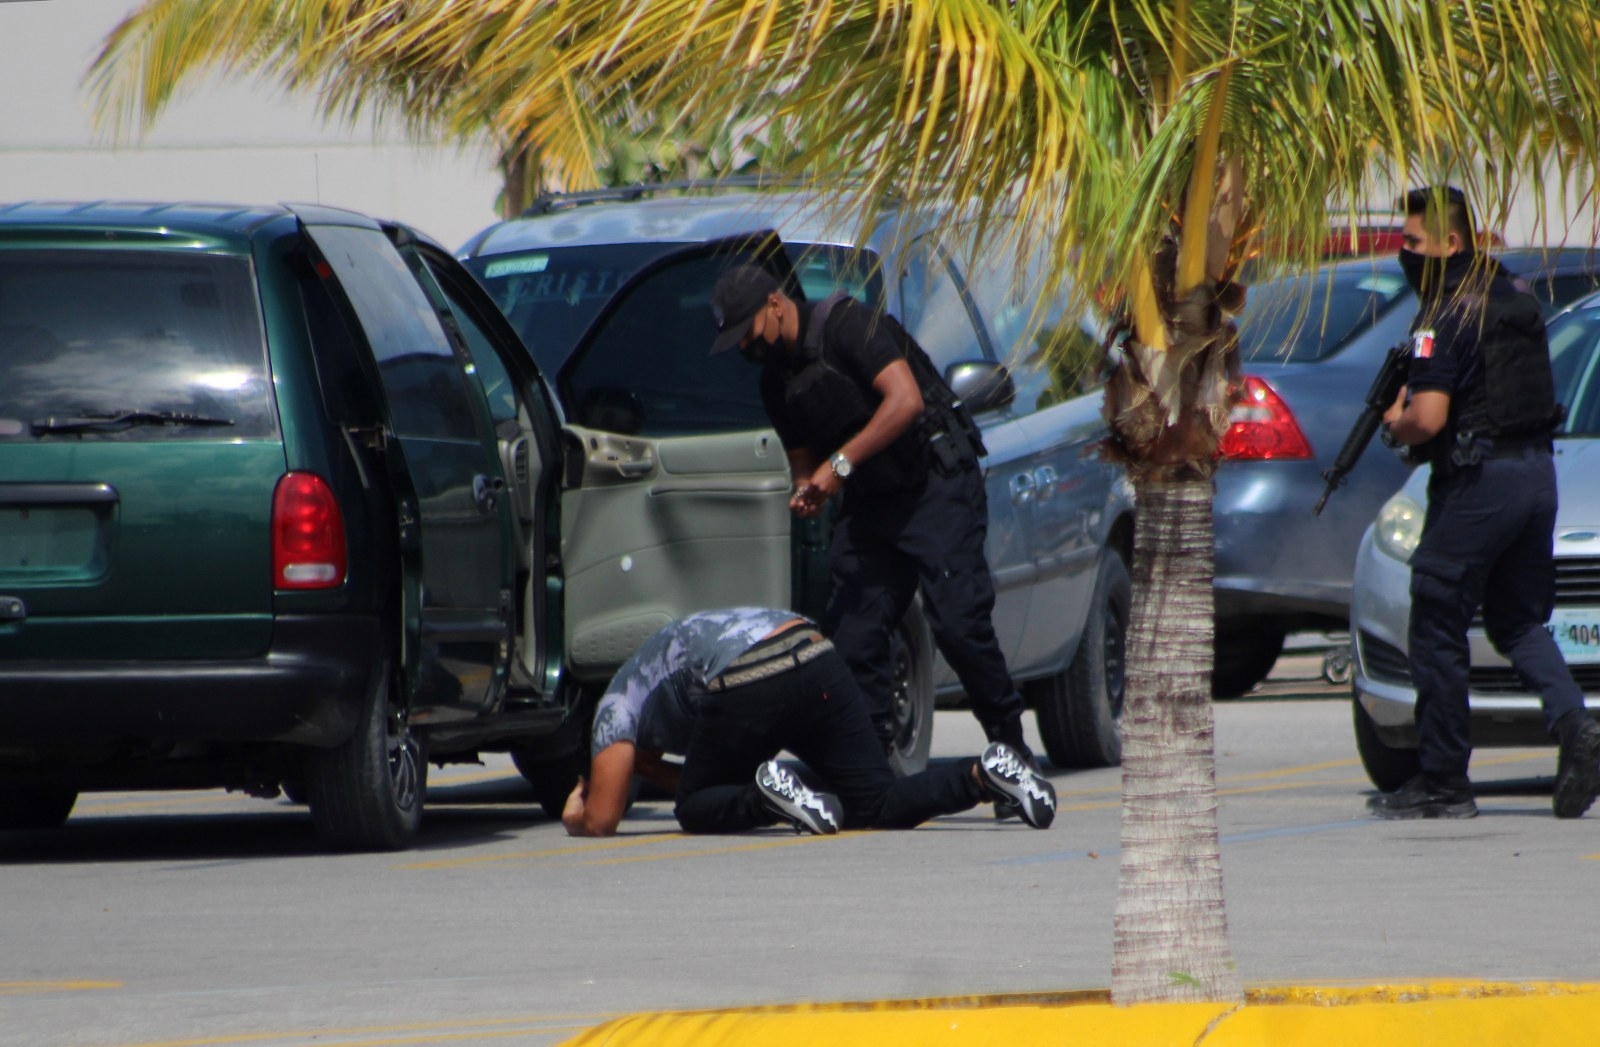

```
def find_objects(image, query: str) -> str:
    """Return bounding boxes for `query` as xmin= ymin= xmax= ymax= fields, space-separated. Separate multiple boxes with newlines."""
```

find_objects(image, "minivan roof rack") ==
xmin=520 ymin=174 xmax=893 ymax=216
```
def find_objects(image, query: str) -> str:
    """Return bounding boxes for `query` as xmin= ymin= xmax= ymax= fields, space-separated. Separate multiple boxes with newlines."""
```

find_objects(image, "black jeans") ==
xmin=1408 ymin=449 xmax=1586 ymax=778
xmin=824 ymin=465 xmax=1024 ymax=741
xmin=673 ymin=649 xmax=983 ymax=833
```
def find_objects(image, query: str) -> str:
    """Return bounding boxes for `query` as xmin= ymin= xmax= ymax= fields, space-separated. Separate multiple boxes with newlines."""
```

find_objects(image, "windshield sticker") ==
xmin=484 ymin=254 xmax=550 ymax=278
xmin=1355 ymin=275 xmax=1405 ymax=296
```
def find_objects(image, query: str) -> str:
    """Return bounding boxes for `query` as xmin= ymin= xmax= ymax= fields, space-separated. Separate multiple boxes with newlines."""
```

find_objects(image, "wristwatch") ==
xmin=829 ymin=452 xmax=854 ymax=481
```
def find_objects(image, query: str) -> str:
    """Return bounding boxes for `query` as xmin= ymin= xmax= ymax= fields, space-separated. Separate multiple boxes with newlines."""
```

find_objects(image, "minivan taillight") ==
xmin=1219 ymin=376 xmax=1314 ymax=460
xmin=272 ymin=472 xmax=347 ymax=590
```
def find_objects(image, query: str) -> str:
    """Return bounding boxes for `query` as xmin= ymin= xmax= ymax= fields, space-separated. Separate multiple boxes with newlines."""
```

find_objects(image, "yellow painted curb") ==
xmin=557 ymin=982 xmax=1600 ymax=1046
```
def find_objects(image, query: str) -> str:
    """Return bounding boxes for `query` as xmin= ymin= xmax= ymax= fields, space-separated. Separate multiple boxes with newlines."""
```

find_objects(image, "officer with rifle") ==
xmin=707 ymin=265 xmax=1036 ymax=779
xmin=1365 ymin=186 xmax=1600 ymax=820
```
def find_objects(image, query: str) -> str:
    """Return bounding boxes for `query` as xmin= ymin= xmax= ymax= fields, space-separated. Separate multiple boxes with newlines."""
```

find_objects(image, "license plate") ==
xmin=1547 ymin=608 xmax=1600 ymax=664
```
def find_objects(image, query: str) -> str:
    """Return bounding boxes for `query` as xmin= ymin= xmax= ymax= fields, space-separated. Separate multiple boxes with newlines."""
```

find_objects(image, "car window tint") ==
xmin=785 ymin=244 xmax=885 ymax=307
xmin=0 ymin=249 xmax=274 ymax=442
xmin=1535 ymin=273 xmax=1600 ymax=315
xmin=897 ymin=240 xmax=987 ymax=374
xmin=560 ymin=251 xmax=772 ymax=436
xmin=311 ymin=225 xmax=480 ymax=442
xmin=465 ymin=243 xmax=676 ymax=377
xmin=1237 ymin=266 xmax=1411 ymax=362
xmin=1549 ymin=310 xmax=1600 ymax=436
xmin=445 ymin=295 xmax=520 ymax=425
xmin=964 ymin=239 xmax=1104 ymax=411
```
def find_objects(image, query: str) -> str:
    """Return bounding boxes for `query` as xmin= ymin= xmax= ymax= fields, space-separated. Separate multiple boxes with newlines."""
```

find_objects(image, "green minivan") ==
xmin=0 ymin=202 xmax=799 ymax=849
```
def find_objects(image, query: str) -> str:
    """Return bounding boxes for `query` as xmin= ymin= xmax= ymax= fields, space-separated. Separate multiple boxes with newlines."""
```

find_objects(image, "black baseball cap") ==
xmin=709 ymin=265 xmax=780 ymax=355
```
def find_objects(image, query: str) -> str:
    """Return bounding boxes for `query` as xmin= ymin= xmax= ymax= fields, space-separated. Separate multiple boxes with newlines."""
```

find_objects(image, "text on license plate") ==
xmin=1546 ymin=608 xmax=1600 ymax=664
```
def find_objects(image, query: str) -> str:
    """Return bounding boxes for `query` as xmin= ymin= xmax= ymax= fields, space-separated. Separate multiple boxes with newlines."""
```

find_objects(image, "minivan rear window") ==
xmin=0 ymin=249 xmax=275 ymax=441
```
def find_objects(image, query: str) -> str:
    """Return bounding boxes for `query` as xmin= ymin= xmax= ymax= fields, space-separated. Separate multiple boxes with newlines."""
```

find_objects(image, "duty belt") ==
xmin=706 ymin=631 xmax=832 ymax=692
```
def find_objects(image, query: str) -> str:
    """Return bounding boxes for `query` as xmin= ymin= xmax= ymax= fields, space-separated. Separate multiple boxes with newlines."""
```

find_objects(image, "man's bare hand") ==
xmin=561 ymin=775 xmax=588 ymax=835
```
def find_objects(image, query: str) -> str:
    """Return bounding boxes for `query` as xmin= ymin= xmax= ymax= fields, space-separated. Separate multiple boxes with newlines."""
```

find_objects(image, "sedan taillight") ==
xmin=1220 ymin=376 xmax=1314 ymax=460
xmin=272 ymin=472 xmax=348 ymax=590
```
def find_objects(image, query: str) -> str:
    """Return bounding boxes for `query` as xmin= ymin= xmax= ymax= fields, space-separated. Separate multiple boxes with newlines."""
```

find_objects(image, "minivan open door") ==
xmin=554 ymin=233 xmax=803 ymax=684
xmin=294 ymin=211 xmax=514 ymax=717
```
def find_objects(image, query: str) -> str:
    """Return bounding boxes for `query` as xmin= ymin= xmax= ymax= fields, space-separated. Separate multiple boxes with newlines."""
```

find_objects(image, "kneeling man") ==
xmin=561 ymin=608 xmax=1055 ymax=837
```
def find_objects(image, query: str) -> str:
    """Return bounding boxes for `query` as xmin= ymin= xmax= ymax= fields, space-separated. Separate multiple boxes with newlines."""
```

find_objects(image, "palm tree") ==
xmin=92 ymin=0 xmax=1600 ymax=1004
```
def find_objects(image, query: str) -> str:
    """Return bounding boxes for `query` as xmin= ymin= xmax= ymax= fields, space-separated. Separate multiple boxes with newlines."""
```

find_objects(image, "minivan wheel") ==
xmin=0 ymin=775 xmax=78 ymax=830
xmin=1353 ymin=696 xmax=1421 ymax=792
xmin=305 ymin=656 xmax=427 ymax=850
xmin=1032 ymin=551 xmax=1130 ymax=769
xmin=886 ymin=604 xmax=935 ymax=777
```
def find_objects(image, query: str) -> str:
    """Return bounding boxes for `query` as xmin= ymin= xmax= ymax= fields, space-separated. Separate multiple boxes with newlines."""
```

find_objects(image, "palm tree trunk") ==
xmin=1112 ymin=478 xmax=1241 ymax=1003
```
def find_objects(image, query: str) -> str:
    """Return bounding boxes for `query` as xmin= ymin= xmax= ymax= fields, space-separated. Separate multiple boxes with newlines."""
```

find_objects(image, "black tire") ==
xmin=280 ymin=777 xmax=310 ymax=805
xmin=512 ymin=749 xmax=583 ymax=820
xmin=305 ymin=655 xmax=427 ymax=851
xmin=886 ymin=603 xmax=935 ymax=777
xmin=1033 ymin=551 xmax=1130 ymax=769
xmin=0 ymin=775 xmax=77 ymax=830
xmin=1353 ymin=695 xmax=1420 ymax=792
xmin=1212 ymin=620 xmax=1286 ymax=699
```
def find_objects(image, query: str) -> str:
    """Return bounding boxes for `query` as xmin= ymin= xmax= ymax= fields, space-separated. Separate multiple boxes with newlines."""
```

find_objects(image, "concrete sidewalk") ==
xmin=557 ymin=982 xmax=1600 ymax=1045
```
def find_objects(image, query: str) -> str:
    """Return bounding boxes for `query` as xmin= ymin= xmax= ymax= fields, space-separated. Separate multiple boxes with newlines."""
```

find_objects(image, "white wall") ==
xmin=0 ymin=0 xmax=504 ymax=250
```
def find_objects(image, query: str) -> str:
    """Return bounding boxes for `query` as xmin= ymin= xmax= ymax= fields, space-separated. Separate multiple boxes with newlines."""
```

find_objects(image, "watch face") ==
xmin=832 ymin=454 xmax=852 ymax=478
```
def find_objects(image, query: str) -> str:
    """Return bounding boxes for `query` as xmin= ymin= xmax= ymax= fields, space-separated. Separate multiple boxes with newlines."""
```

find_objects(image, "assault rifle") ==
xmin=1313 ymin=343 xmax=1412 ymax=515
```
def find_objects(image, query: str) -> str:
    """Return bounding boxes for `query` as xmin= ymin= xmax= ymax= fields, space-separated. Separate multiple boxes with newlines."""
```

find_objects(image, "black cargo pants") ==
xmin=673 ymin=648 xmax=984 ymax=832
xmin=1408 ymin=447 xmax=1586 ymax=778
xmin=823 ymin=464 xmax=1026 ymax=748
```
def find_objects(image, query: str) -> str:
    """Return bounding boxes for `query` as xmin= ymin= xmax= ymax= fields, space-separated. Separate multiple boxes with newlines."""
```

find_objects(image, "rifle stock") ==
xmin=1313 ymin=343 xmax=1411 ymax=515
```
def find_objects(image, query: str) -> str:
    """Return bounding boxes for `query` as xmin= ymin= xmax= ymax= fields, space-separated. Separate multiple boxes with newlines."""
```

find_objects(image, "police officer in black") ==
xmin=708 ymin=265 xmax=1033 ymax=765
xmin=1372 ymin=186 xmax=1600 ymax=820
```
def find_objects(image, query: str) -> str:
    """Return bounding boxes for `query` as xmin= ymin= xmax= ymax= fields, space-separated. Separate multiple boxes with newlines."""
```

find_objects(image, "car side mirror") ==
xmin=944 ymin=360 xmax=1015 ymax=413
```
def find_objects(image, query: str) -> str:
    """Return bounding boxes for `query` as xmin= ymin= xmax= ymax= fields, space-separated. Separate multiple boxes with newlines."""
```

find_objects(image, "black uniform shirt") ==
xmin=759 ymin=296 xmax=904 ymax=459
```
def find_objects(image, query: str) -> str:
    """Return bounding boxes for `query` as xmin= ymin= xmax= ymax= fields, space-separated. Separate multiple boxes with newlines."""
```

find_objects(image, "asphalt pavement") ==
xmin=4 ymin=644 xmax=1597 ymax=1047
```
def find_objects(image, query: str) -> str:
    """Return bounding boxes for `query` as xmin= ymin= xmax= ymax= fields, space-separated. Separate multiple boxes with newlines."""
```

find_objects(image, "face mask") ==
xmin=738 ymin=340 xmax=770 ymax=366
xmin=1398 ymin=248 xmax=1445 ymax=297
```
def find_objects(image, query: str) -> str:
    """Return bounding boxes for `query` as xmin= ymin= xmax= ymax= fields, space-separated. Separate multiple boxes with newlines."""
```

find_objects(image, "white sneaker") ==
xmin=755 ymin=761 xmax=842 ymax=835
xmin=980 ymin=743 xmax=1056 ymax=829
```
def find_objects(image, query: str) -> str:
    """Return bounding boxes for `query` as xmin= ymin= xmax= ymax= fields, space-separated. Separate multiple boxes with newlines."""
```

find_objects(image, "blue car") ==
xmin=1213 ymin=249 xmax=1600 ymax=697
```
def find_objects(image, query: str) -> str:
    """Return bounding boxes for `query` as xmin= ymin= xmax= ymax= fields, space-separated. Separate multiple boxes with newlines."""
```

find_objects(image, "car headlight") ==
xmin=1374 ymin=492 xmax=1425 ymax=562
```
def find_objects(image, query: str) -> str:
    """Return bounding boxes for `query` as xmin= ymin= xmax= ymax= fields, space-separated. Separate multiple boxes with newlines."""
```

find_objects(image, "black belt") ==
xmin=706 ymin=629 xmax=831 ymax=692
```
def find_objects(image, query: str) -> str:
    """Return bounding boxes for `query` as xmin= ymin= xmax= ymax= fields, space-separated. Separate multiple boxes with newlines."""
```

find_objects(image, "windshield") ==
xmin=464 ymin=240 xmax=885 ymax=377
xmin=0 ymin=249 xmax=275 ymax=442
xmin=1236 ymin=264 xmax=1412 ymax=363
xmin=1549 ymin=306 xmax=1600 ymax=437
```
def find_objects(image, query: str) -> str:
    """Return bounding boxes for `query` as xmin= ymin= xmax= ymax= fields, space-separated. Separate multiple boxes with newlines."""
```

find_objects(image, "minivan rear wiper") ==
xmin=30 ymin=410 xmax=236 ymax=435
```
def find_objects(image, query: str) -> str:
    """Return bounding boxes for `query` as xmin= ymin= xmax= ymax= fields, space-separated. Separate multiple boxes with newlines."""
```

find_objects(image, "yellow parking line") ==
xmin=0 ymin=980 xmax=121 ymax=995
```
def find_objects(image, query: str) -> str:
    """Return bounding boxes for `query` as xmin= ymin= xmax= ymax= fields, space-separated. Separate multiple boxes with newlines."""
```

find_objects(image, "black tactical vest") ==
xmin=1453 ymin=287 xmax=1561 ymax=443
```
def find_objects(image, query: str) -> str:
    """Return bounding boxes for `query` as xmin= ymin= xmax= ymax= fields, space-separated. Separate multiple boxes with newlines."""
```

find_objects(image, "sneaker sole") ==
xmin=755 ymin=765 xmax=841 ymax=835
xmin=1367 ymin=800 xmax=1479 ymax=820
xmin=980 ymin=756 xmax=1056 ymax=829
xmin=1553 ymin=728 xmax=1600 ymax=819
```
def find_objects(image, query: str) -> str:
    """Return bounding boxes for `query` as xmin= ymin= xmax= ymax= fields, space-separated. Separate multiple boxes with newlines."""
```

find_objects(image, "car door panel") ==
xmin=555 ymin=235 xmax=801 ymax=682
xmin=401 ymin=233 xmax=566 ymax=701
xmin=560 ymin=425 xmax=792 ymax=680
xmin=1011 ymin=395 xmax=1111 ymax=669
